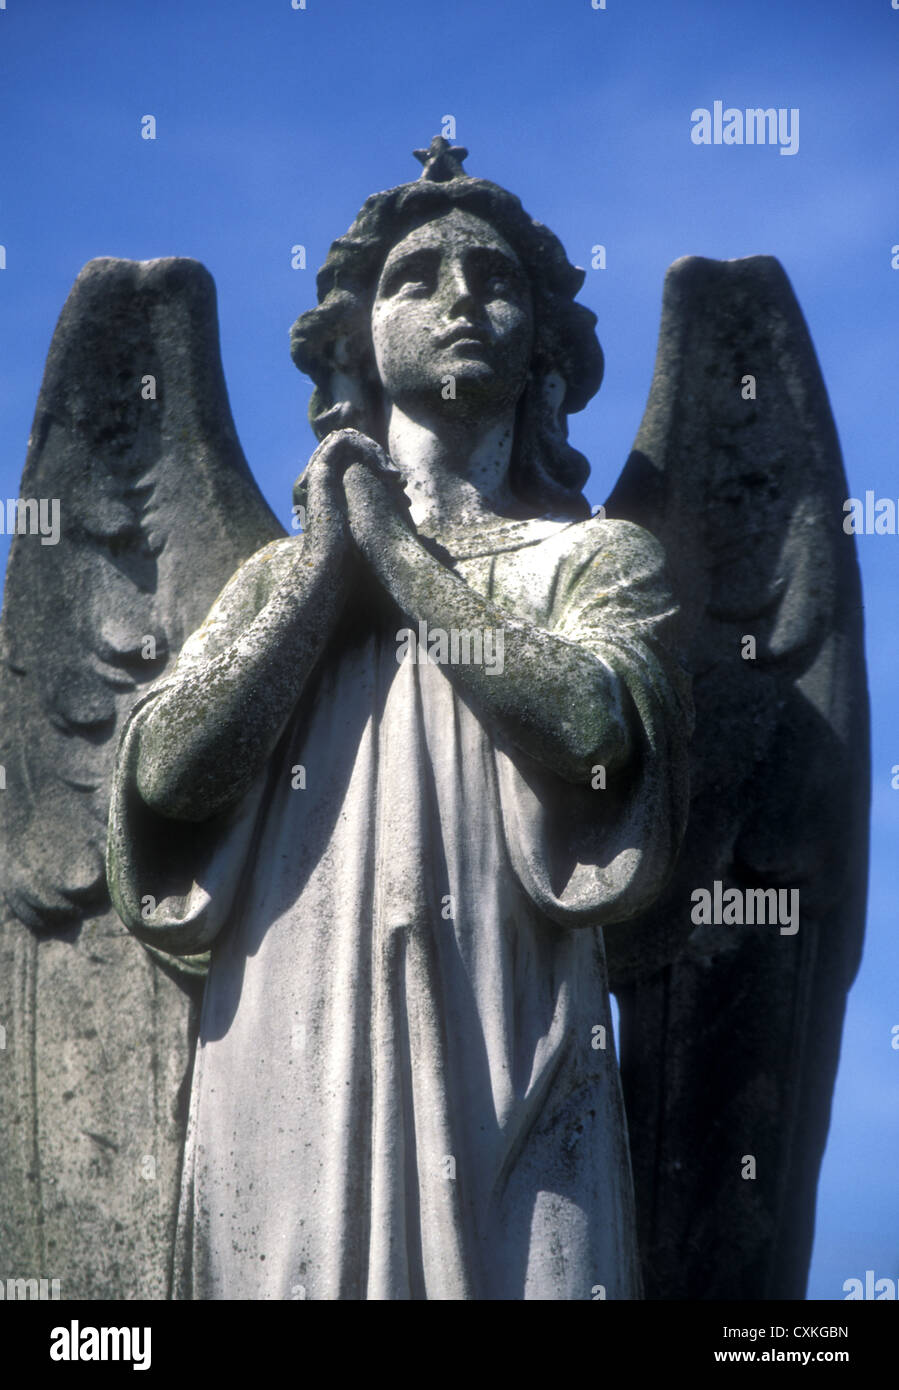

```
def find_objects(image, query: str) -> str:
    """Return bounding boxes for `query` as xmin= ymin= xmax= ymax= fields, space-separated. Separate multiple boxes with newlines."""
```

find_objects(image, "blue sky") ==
xmin=1 ymin=0 xmax=896 ymax=1299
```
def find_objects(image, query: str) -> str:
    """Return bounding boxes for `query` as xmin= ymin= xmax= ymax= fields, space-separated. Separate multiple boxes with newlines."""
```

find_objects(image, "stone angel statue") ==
xmin=0 ymin=138 xmax=868 ymax=1301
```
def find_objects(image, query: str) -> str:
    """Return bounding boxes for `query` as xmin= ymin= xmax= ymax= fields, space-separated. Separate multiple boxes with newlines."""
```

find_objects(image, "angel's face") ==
xmin=370 ymin=208 xmax=534 ymax=421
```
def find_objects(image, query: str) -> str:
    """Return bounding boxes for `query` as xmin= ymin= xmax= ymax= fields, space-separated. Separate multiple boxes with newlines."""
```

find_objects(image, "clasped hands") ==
xmin=291 ymin=431 xmax=623 ymax=784
xmin=295 ymin=428 xmax=420 ymax=586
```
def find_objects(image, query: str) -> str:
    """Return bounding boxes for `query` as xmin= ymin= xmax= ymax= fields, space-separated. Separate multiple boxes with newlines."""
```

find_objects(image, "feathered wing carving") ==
xmin=604 ymin=255 xmax=870 ymax=1299
xmin=0 ymin=258 xmax=284 ymax=1295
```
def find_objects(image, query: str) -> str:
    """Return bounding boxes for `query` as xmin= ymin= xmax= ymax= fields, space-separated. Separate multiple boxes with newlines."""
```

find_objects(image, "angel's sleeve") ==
xmin=494 ymin=516 xmax=694 ymax=930
xmin=106 ymin=537 xmax=298 ymax=963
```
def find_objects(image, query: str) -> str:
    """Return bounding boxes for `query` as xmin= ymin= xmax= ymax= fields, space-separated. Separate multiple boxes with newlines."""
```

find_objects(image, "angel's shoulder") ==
xmin=176 ymin=535 xmax=301 ymax=668
xmin=214 ymin=534 xmax=301 ymax=608
xmin=554 ymin=512 xmax=670 ymax=585
xmin=234 ymin=534 xmax=302 ymax=574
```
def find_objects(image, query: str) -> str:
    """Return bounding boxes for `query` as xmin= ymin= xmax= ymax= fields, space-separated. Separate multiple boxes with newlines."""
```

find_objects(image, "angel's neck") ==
xmin=385 ymin=403 xmax=519 ymax=531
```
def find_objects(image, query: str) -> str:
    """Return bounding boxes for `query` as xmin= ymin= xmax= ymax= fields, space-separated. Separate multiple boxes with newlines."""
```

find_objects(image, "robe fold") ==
xmin=107 ymin=513 xmax=691 ymax=1300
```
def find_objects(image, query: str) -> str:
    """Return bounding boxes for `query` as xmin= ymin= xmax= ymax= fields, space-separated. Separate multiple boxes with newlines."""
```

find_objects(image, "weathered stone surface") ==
xmin=108 ymin=146 xmax=690 ymax=1299
xmin=0 ymin=902 xmax=200 ymax=1298
xmin=0 ymin=257 xmax=283 ymax=1296
xmin=606 ymin=255 xmax=869 ymax=1298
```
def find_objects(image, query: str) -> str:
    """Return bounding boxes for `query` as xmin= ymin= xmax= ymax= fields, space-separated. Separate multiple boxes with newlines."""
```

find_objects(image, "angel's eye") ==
xmin=470 ymin=252 xmax=525 ymax=301
xmin=381 ymin=253 xmax=436 ymax=298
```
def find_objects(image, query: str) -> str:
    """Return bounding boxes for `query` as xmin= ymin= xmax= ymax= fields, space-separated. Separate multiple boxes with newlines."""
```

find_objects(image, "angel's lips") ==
xmin=436 ymin=327 xmax=490 ymax=352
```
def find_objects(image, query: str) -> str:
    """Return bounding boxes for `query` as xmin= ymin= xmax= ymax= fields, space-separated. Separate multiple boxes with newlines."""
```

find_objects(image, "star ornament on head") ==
xmin=413 ymin=136 xmax=470 ymax=182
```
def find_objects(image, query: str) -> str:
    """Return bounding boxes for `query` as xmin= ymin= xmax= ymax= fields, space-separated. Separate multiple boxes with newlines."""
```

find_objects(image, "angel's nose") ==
xmin=443 ymin=260 xmax=478 ymax=319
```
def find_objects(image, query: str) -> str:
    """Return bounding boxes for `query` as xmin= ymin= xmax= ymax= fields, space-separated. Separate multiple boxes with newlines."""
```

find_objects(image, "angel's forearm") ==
xmin=134 ymin=553 xmax=348 ymax=822
xmin=380 ymin=536 xmax=633 ymax=782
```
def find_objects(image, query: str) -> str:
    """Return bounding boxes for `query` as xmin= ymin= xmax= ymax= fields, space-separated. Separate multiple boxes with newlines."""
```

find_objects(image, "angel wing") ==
xmin=603 ymin=255 xmax=870 ymax=1299
xmin=0 ymin=258 xmax=284 ymax=1295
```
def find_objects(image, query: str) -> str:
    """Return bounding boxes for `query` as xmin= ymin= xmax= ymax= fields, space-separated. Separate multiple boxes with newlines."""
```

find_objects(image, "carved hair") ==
xmin=290 ymin=176 xmax=604 ymax=520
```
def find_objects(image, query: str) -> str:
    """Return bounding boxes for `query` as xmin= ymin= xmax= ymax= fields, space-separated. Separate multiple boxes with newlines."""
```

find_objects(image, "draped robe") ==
xmin=107 ymin=511 xmax=691 ymax=1300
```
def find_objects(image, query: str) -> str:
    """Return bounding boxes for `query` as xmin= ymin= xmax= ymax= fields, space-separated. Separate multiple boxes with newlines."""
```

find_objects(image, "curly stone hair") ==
xmin=290 ymin=169 xmax=604 ymax=520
